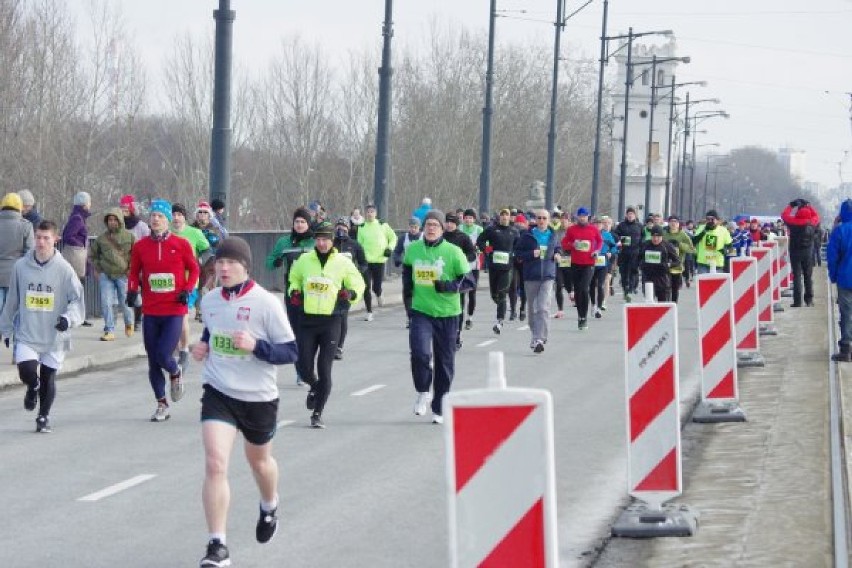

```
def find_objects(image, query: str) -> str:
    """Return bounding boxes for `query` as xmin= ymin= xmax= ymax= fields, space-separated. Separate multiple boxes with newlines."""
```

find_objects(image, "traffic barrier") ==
xmin=762 ymin=240 xmax=784 ymax=312
xmin=730 ymin=257 xmax=765 ymax=367
xmin=693 ymin=274 xmax=746 ymax=422
xmin=612 ymin=303 xmax=698 ymax=537
xmin=751 ymin=247 xmax=777 ymax=335
xmin=444 ymin=352 xmax=558 ymax=568
xmin=776 ymin=236 xmax=793 ymax=295
xmin=644 ymin=282 xmax=656 ymax=303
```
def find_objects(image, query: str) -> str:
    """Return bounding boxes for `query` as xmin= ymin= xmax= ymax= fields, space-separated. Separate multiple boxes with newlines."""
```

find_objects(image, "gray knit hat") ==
xmin=424 ymin=209 xmax=445 ymax=228
xmin=18 ymin=189 xmax=34 ymax=206
xmin=215 ymin=237 xmax=252 ymax=270
xmin=73 ymin=191 xmax=91 ymax=206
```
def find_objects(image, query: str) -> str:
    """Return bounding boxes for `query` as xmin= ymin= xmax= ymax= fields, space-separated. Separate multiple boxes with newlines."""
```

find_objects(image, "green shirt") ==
xmin=694 ymin=224 xmax=732 ymax=268
xmin=173 ymin=225 xmax=210 ymax=258
xmin=357 ymin=219 xmax=398 ymax=264
xmin=288 ymin=249 xmax=366 ymax=316
xmin=403 ymin=239 xmax=470 ymax=318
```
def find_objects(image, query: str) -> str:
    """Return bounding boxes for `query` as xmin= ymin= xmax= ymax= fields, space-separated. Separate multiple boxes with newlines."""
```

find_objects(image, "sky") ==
xmin=73 ymin=0 xmax=852 ymax=189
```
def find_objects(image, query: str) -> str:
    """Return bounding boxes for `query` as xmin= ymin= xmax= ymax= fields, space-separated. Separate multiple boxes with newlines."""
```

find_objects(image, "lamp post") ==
xmin=641 ymin=55 xmax=690 ymax=216
xmin=590 ymin=0 xmax=609 ymax=215
xmin=595 ymin=27 xmax=672 ymax=216
xmin=372 ymin=0 xmax=394 ymax=221
xmin=659 ymin=79 xmax=706 ymax=216
xmin=209 ymin=0 xmax=235 ymax=221
xmin=478 ymin=0 xmax=497 ymax=216
xmin=688 ymin=111 xmax=729 ymax=218
xmin=674 ymin=98 xmax=719 ymax=215
xmin=699 ymin=148 xmax=721 ymax=214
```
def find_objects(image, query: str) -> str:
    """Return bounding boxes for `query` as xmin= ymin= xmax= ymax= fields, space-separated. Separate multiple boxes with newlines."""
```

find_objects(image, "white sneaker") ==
xmin=413 ymin=392 xmax=431 ymax=416
xmin=553 ymin=310 xmax=564 ymax=319
xmin=594 ymin=307 xmax=602 ymax=319
xmin=432 ymin=414 xmax=444 ymax=425
xmin=151 ymin=403 xmax=170 ymax=422
xmin=365 ymin=312 xmax=374 ymax=322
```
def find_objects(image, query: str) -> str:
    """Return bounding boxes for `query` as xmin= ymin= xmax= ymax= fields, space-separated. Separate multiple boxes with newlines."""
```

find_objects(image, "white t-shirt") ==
xmin=200 ymin=283 xmax=295 ymax=402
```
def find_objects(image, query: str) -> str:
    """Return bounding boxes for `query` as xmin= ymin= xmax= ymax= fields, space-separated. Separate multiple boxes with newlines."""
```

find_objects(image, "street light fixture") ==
xmin=592 ymin=25 xmax=672 ymax=216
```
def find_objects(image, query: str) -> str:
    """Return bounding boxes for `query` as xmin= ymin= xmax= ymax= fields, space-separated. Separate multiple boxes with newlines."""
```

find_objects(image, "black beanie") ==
xmin=215 ymin=237 xmax=252 ymax=270
xmin=463 ymin=208 xmax=477 ymax=218
xmin=292 ymin=207 xmax=312 ymax=225
xmin=172 ymin=203 xmax=188 ymax=217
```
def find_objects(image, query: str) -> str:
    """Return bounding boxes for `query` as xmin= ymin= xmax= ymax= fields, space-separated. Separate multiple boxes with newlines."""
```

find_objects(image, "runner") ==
xmin=663 ymin=215 xmax=695 ymax=303
xmin=332 ymin=218 xmax=367 ymax=360
xmin=120 ymin=194 xmax=150 ymax=330
xmin=356 ymin=204 xmax=397 ymax=321
xmin=0 ymin=220 xmax=84 ymax=433
xmin=614 ymin=207 xmax=643 ymax=301
xmin=561 ymin=207 xmax=602 ymax=331
xmin=442 ymin=212 xmax=478 ymax=351
xmin=194 ymin=201 xmax=227 ymax=321
xmin=459 ymin=208 xmax=484 ymax=330
xmin=509 ymin=212 xmax=529 ymax=321
xmin=89 ymin=207 xmax=135 ymax=340
xmin=638 ymin=225 xmax=681 ymax=301
xmin=691 ymin=209 xmax=732 ymax=274
xmin=475 ymin=208 xmax=519 ymax=334
xmin=126 ymin=199 xmax=200 ymax=422
xmin=552 ymin=211 xmax=573 ymax=319
xmin=289 ymin=222 xmax=365 ymax=428
xmin=171 ymin=203 xmax=211 ymax=366
xmin=191 ymin=237 xmax=298 ymax=567
xmin=590 ymin=216 xmax=617 ymax=318
xmin=404 ymin=210 xmax=473 ymax=423
xmin=515 ymin=209 xmax=560 ymax=351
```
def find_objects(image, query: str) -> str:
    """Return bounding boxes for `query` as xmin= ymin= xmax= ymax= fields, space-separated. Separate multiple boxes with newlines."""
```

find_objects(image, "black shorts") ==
xmin=200 ymin=384 xmax=279 ymax=445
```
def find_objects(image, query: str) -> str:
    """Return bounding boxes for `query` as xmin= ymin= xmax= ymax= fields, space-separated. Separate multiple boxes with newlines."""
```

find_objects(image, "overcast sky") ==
xmin=75 ymin=0 xmax=852 ymax=189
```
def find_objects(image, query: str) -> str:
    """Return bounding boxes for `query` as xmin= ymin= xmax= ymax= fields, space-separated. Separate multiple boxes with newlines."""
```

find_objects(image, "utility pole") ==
xmin=590 ymin=0 xmax=608 ymax=215
xmin=663 ymin=75 xmax=676 ymax=217
xmin=643 ymin=55 xmax=658 ymax=215
xmin=372 ymin=0 xmax=394 ymax=220
xmin=544 ymin=0 xmax=565 ymax=212
xmin=616 ymin=27 xmax=634 ymax=217
xmin=208 ymin=0 xmax=235 ymax=221
xmin=679 ymin=92 xmax=690 ymax=217
xmin=478 ymin=0 xmax=497 ymax=216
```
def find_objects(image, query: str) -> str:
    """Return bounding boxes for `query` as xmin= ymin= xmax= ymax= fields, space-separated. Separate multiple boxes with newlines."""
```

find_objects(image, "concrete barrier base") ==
xmin=737 ymin=351 xmax=766 ymax=368
xmin=759 ymin=323 xmax=778 ymax=336
xmin=692 ymin=400 xmax=747 ymax=423
xmin=611 ymin=502 xmax=699 ymax=538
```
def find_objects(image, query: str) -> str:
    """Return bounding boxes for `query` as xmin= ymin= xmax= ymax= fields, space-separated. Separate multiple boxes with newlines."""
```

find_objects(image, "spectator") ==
xmin=0 ymin=192 xmax=35 ymax=311
xmin=412 ymin=197 xmax=432 ymax=225
xmin=61 ymin=191 xmax=93 ymax=326
xmin=210 ymin=198 xmax=229 ymax=238
xmin=17 ymin=190 xmax=42 ymax=227
xmin=89 ymin=207 xmax=135 ymax=341
xmin=781 ymin=198 xmax=820 ymax=307
xmin=828 ymin=199 xmax=852 ymax=361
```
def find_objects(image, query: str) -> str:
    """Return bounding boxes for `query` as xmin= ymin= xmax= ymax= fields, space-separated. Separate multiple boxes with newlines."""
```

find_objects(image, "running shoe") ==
xmin=579 ymin=318 xmax=589 ymax=331
xmin=600 ymin=302 xmax=607 ymax=311
xmin=170 ymin=367 xmax=185 ymax=403
xmin=509 ymin=310 xmax=516 ymax=321
xmin=413 ymin=392 xmax=431 ymax=416
xmin=133 ymin=321 xmax=141 ymax=332
xmin=151 ymin=402 xmax=170 ymax=422
xmin=624 ymin=294 xmax=632 ymax=303
xmin=178 ymin=349 xmax=190 ymax=373
xmin=199 ymin=539 xmax=230 ymax=567
xmin=334 ymin=347 xmax=343 ymax=360
xmin=100 ymin=332 xmax=115 ymax=342
xmin=432 ymin=414 xmax=444 ymax=425
xmin=23 ymin=386 xmax=38 ymax=411
xmin=296 ymin=374 xmax=304 ymax=387
xmin=533 ymin=340 xmax=545 ymax=354
xmin=492 ymin=320 xmax=503 ymax=335
xmin=256 ymin=506 xmax=279 ymax=543
xmin=464 ymin=319 xmax=472 ymax=330
xmin=365 ymin=312 xmax=374 ymax=322
xmin=594 ymin=308 xmax=602 ymax=319
xmin=377 ymin=295 xmax=385 ymax=307
xmin=519 ymin=309 xmax=526 ymax=321
xmin=125 ymin=324 xmax=134 ymax=337
xmin=35 ymin=415 xmax=51 ymax=433
xmin=310 ymin=413 xmax=325 ymax=429
xmin=455 ymin=339 xmax=462 ymax=352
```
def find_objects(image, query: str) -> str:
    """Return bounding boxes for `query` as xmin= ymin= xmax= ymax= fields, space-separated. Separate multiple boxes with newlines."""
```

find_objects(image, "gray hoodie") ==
xmin=0 ymin=250 xmax=85 ymax=354
xmin=0 ymin=209 xmax=34 ymax=287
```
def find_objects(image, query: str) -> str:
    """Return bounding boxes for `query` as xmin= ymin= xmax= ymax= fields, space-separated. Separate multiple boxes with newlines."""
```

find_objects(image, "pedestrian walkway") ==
xmin=594 ymin=270 xmax=835 ymax=567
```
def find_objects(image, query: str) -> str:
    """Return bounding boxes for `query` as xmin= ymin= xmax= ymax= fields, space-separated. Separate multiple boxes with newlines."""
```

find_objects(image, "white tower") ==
xmin=610 ymin=36 xmax=682 ymax=218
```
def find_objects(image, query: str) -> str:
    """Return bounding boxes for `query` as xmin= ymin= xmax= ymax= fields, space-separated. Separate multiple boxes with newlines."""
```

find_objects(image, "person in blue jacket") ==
xmin=411 ymin=197 xmax=432 ymax=225
xmin=590 ymin=217 xmax=618 ymax=318
xmin=828 ymin=199 xmax=852 ymax=361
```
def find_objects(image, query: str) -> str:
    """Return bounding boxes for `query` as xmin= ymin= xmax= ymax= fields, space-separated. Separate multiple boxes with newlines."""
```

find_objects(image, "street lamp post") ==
xmin=209 ymin=0 xmax=235 ymax=221
xmin=478 ymin=0 xmax=497 ymax=216
xmin=590 ymin=0 xmax=609 ymax=215
xmin=699 ymin=149 xmax=721 ymax=214
xmin=688 ymin=111 xmax=728 ymax=218
xmin=373 ymin=0 xmax=394 ymax=220
xmin=544 ymin=0 xmax=565 ymax=212
xmin=658 ymin=79 xmax=705 ymax=216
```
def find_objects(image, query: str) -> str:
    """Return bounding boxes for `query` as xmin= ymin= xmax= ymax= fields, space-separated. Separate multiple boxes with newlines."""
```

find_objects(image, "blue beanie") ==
xmin=576 ymin=206 xmax=590 ymax=217
xmin=150 ymin=199 xmax=173 ymax=222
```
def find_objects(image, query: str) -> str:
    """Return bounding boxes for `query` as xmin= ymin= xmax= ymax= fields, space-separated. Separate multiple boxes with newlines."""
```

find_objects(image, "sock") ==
xmin=209 ymin=533 xmax=226 ymax=545
xmin=261 ymin=496 xmax=278 ymax=512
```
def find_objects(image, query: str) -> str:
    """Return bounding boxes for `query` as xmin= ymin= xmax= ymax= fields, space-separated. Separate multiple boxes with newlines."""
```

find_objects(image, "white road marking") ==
xmin=78 ymin=474 xmax=157 ymax=502
xmin=476 ymin=339 xmax=498 ymax=347
xmin=277 ymin=420 xmax=295 ymax=429
xmin=518 ymin=325 xmax=529 ymax=331
xmin=352 ymin=384 xmax=386 ymax=396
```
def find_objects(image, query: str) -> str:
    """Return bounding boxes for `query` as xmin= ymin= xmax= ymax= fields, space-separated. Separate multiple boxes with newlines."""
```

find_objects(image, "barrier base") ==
xmin=759 ymin=323 xmax=778 ymax=336
xmin=737 ymin=351 xmax=766 ymax=368
xmin=611 ymin=502 xmax=699 ymax=538
xmin=781 ymin=289 xmax=793 ymax=297
xmin=773 ymin=302 xmax=785 ymax=312
xmin=692 ymin=400 xmax=747 ymax=423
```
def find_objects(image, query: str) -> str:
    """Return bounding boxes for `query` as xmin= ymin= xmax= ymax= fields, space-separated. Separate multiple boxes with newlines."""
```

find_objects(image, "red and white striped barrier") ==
xmin=762 ymin=240 xmax=784 ymax=311
xmin=776 ymin=236 xmax=791 ymax=291
xmin=693 ymin=274 xmax=746 ymax=422
xmin=751 ymin=247 xmax=777 ymax=335
xmin=445 ymin=353 xmax=558 ymax=567
xmin=612 ymin=303 xmax=696 ymax=538
xmin=730 ymin=257 xmax=765 ymax=367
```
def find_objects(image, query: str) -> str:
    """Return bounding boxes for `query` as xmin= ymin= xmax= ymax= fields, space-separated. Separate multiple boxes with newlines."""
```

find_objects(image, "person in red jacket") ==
xmin=126 ymin=199 xmax=200 ymax=422
xmin=561 ymin=207 xmax=602 ymax=330
xmin=781 ymin=198 xmax=821 ymax=307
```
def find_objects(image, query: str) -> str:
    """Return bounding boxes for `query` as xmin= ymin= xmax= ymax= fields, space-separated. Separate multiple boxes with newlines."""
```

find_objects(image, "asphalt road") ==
xmin=0 ymin=290 xmax=703 ymax=568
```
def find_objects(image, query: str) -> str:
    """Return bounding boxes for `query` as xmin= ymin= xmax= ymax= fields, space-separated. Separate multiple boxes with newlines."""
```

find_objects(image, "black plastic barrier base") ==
xmin=611 ymin=502 xmax=699 ymax=538
xmin=737 ymin=351 xmax=766 ymax=368
xmin=692 ymin=401 xmax=747 ymax=423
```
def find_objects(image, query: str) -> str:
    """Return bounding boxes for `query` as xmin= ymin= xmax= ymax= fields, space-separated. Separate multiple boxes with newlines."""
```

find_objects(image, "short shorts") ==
xmin=200 ymin=384 xmax=279 ymax=445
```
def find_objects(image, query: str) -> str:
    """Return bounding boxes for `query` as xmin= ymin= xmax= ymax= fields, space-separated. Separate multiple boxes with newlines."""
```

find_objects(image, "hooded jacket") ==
xmin=781 ymin=204 xmax=820 ymax=252
xmin=61 ymin=204 xmax=90 ymax=247
xmin=356 ymin=219 xmax=398 ymax=264
xmin=90 ymin=207 xmax=136 ymax=278
xmin=0 ymin=249 xmax=84 ymax=353
xmin=514 ymin=227 xmax=559 ymax=281
xmin=828 ymin=200 xmax=852 ymax=289
xmin=614 ymin=218 xmax=643 ymax=254
xmin=0 ymin=209 xmax=34 ymax=287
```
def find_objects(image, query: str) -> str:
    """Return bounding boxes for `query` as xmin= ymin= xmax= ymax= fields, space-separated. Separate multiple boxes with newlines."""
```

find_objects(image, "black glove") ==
xmin=800 ymin=199 xmax=809 ymax=207
xmin=289 ymin=289 xmax=303 ymax=306
xmin=125 ymin=290 xmax=139 ymax=308
xmin=272 ymin=255 xmax=285 ymax=268
xmin=383 ymin=248 xmax=392 ymax=257
xmin=434 ymin=280 xmax=451 ymax=293
xmin=176 ymin=290 xmax=190 ymax=305
xmin=55 ymin=316 xmax=69 ymax=332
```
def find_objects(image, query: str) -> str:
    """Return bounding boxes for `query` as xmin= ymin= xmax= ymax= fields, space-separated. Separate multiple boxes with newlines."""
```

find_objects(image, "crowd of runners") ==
xmin=0 ymin=188 xmax=840 ymax=567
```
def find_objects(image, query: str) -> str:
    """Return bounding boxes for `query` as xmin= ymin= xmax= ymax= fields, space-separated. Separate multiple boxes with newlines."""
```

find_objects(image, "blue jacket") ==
xmin=412 ymin=203 xmax=432 ymax=224
xmin=514 ymin=228 xmax=558 ymax=281
xmin=828 ymin=199 xmax=852 ymax=289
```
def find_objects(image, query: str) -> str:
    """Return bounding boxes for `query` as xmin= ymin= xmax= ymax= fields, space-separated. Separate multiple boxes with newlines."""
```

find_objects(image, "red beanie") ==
xmin=515 ymin=213 xmax=527 ymax=224
xmin=120 ymin=194 xmax=135 ymax=214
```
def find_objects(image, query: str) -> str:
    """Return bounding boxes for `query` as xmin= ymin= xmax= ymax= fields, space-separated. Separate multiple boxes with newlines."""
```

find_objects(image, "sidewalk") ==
xmin=0 ymin=275 xmax=405 ymax=390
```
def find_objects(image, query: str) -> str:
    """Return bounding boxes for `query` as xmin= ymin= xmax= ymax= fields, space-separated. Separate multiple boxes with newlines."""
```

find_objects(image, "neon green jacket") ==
xmin=693 ymin=224 xmax=732 ymax=268
xmin=356 ymin=219 xmax=398 ymax=264
xmin=288 ymin=249 xmax=366 ymax=316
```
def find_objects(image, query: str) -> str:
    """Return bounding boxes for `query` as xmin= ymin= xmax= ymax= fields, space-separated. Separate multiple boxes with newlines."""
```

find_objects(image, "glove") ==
xmin=383 ymin=248 xmax=392 ymax=257
xmin=55 ymin=316 xmax=69 ymax=332
xmin=289 ymin=290 xmax=302 ymax=306
xmin=789 ymin=199 xmax=800 ymax=208
xmin=176 ymin=290 xmax=190 ymax=305
xmin=125 ymin=290 xmax=139 ymax=308
xmin=484 ymin=245 xmax=494 ymax=254
xmin=434 ymin=280 xmax=451 ymax=293
xmin=337 ymin=289 xmax=354 ymax=302
xmin=272 ymin=255 xmax=285 ymax=268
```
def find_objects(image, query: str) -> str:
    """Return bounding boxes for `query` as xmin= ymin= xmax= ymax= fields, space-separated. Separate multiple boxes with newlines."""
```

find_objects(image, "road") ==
xmin=0 ymin=289 xmax=704 ymax=568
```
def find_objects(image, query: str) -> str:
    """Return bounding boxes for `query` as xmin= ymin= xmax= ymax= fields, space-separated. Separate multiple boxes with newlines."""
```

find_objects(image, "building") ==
xmin=777 ymin=147 xmax=806 ymax=185
xmin=610 ymin=36 xmax=683 ymax=219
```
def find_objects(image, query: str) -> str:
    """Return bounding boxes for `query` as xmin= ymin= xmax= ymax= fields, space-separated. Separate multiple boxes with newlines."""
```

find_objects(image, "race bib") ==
xmin=594 ymin=255 xmax=606 ymax=267
xmin=25 ymin=290 xmax=54 ymax=312
xmin=620 ymin=236 xmax=632 ymax=246
xmin=414 ymin=266 xmax=440 ymax=286
xmin=705 ymin=234 xmax=718 ymax=251
xmin=149 ymin=273 xmax=175 ymax=293
xmin=492 ymin=251 xmax=509 ymax=265
xmin=211 ymin=331 xmax=250 ymax=358
xmin=558 ymin=256 xmax=572 ymax=268
xmin=306 ymin=276 xmax=334 ymax=299
xmin=575 ymin=240 xmax=591 ymax=252
xmin=644 ymin=250 xmax=662 ymax=264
